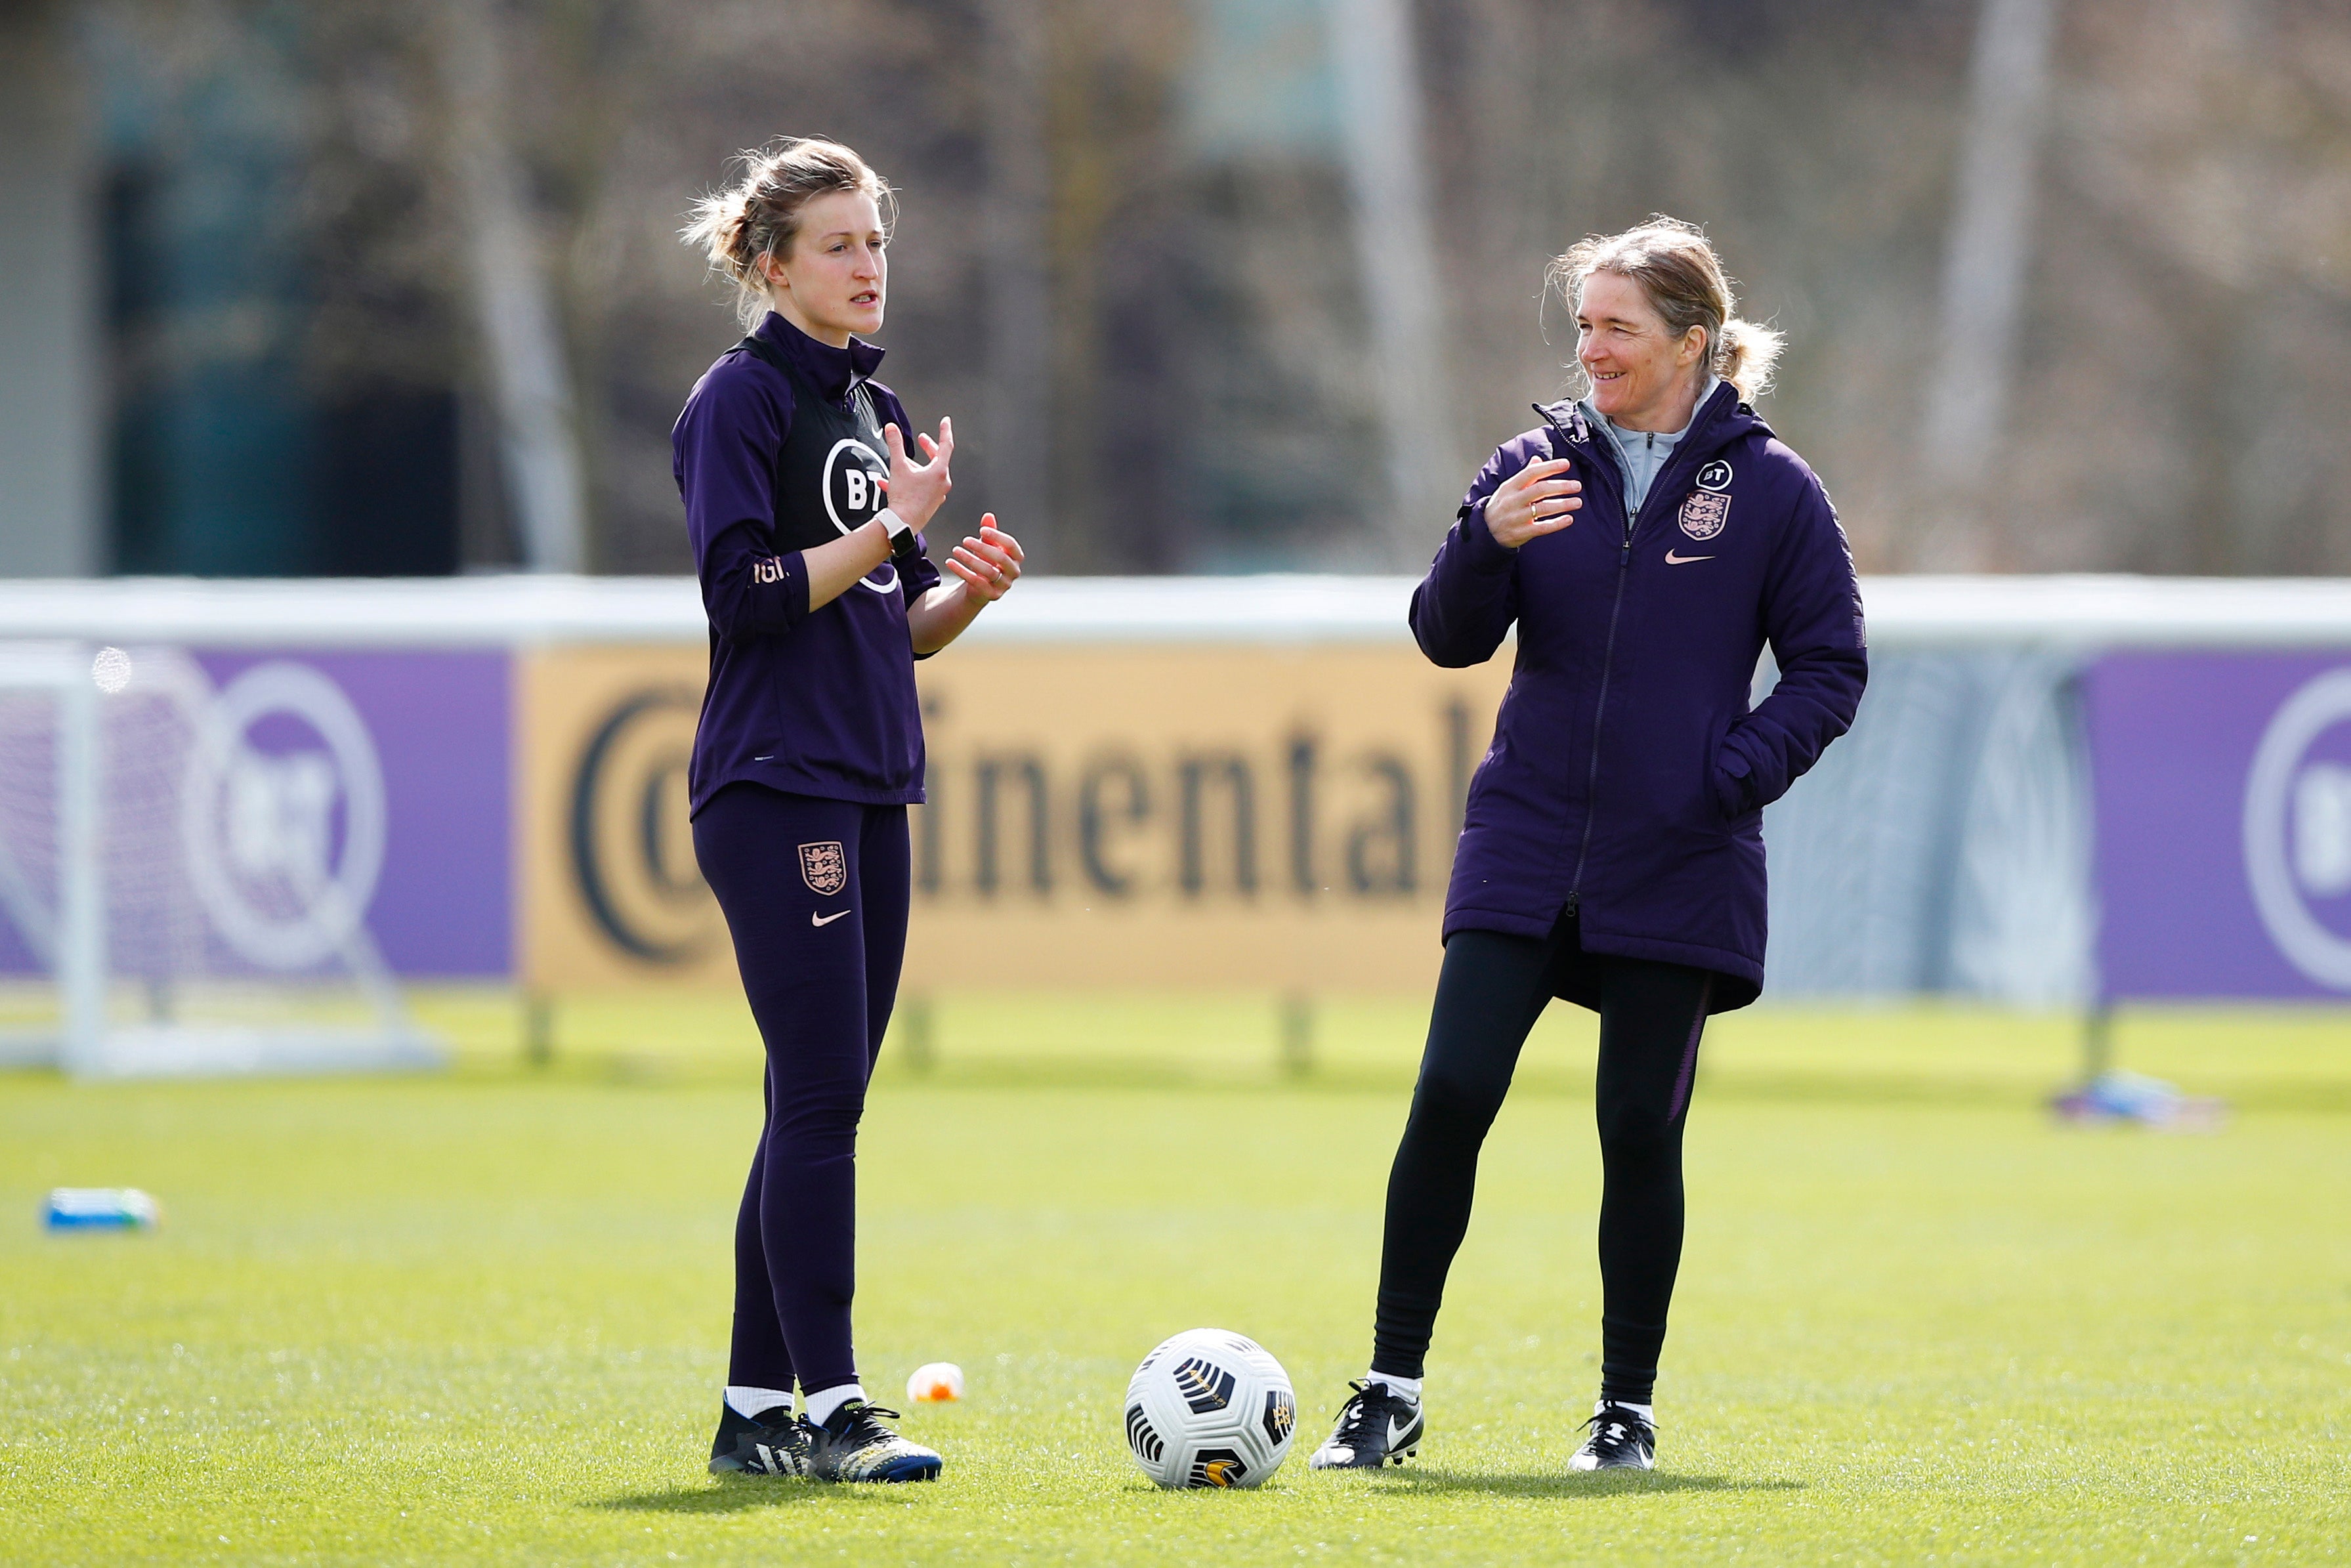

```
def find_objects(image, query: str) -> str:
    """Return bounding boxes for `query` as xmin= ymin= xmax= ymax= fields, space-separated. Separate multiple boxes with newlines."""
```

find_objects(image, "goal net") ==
xmin=0 ymin=643 xmax=441 ymax=1078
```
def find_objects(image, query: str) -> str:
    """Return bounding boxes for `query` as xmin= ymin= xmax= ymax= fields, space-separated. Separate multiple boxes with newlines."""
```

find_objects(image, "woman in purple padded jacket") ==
xmin=1309 ymin=218 xmax=1867 ymax=1476
xmin=671 ymin=138 xmax=1023 ymax=1485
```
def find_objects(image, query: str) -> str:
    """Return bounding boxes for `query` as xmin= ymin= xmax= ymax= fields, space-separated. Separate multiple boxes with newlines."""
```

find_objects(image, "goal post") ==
xmin=0 ymin=642 xmax=442 ymax=1079
xmin=0 ymin=644 xmax=100 ymax=1072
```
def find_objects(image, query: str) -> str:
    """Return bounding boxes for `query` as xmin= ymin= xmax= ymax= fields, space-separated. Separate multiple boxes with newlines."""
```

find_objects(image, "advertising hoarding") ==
xmin=518 ymin=643 xmax=1511 ymax=994
xmin=192 ymin=650 xmax=512 ymax=977
xmin=0 ymin=646 xmax=510 ymax=985
xmin=12 ymin=575 xmax=2351 ymax=1007
xmin=2089 ymin=653 xmax=2351 ymax=999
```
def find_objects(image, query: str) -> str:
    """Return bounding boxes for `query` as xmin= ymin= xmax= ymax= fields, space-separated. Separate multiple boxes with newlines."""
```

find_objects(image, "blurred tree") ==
xmin=2018 ymin=0 xmax=2351 ymax=573
xmin=77 ymin=0 xmax=472 ymax=575
xmin=43 ymin=0 xmax=2351 ymax=577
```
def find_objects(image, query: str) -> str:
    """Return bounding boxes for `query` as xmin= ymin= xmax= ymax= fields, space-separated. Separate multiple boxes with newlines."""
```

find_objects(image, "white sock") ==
xmin=1597 ymin=1397 xmax=1655 ymax=1426
xmin=803 ymin=1381 xmax=867 ymax=1428
xmin=725 ymin=1384 xmax=794 ymax=1421
xmin=1367 ymin=1371 xmax=1422 ymax=1405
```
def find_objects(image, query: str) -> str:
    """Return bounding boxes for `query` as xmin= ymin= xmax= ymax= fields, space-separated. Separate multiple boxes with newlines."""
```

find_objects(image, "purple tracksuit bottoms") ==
xmin=692 ymin=781 xmax=910 ymax=1398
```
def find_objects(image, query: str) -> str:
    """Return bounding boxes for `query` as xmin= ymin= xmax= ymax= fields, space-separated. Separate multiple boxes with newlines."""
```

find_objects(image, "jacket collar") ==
xmin=1586 ymin=373 xmax=1719 ymax=454
xmin=1536 ymin=378 xmax=1759 ymax=458
xmin=753 ymin=310 xmax=885 ymax=403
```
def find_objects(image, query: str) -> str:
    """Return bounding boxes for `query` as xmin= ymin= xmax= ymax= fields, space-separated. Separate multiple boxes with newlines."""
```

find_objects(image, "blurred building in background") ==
xmin=5 ymin=0 xmax=2351 ymax=579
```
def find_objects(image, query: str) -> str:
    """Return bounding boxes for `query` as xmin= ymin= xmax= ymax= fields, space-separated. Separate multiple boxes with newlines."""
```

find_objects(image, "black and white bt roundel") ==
xmin=821 ymin=436 xmax=890 ymax=535
xmin=1696 ymin=459 xmax=1733 ymax=492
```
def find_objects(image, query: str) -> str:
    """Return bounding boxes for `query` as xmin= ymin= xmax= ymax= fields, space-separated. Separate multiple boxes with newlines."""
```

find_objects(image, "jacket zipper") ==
xmin=1535 ymin=399 xmax=1721 ymax=920
xmin=1565 ymin=463 xmax=1637 ymax=918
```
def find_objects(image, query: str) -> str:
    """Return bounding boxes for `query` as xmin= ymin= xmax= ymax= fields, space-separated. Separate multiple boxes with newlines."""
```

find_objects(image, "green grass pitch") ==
xmin=3 ymin=995 xmax=2349 ymax=1565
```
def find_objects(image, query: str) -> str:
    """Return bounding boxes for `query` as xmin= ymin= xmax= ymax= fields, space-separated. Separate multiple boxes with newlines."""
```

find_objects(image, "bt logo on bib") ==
xmin=820 ymin=435 xmax=901 ymax=594
xmin=822 ymin=437 xmax=890 ymax=534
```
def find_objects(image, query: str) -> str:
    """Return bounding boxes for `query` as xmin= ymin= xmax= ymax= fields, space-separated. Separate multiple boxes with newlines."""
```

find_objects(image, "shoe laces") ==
xmin=824 ymin=1401 xmax=905 ymax=1448
xmin=725 ymin=1404 xmax=799 ymax=1441
xmin=1578 ymin=1403 xmax=1653 ymax=1460
xmin=1332 ymin=1380 xmax=1408 ymax=1447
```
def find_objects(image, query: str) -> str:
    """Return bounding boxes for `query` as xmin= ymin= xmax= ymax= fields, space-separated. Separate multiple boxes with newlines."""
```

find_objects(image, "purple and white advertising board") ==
xmin=0 ymin=647 xmax=510 ymax=984
xmin=15 ymin=629 xmax=2351 ymax=1004
xmin=2089 ymin=652 xmax=2351 ymax=1000
xmin=191 ymin=651 xmax=511 ymax=978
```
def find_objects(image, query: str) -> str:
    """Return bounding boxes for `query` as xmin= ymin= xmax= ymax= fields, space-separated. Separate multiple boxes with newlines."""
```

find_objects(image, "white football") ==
xmin=1122 ymin=1328 xmax=1296 ymax=1489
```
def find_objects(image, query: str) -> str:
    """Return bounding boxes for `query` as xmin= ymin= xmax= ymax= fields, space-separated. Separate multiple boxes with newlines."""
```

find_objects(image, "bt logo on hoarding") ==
xmin=184 ymin=661 xmax=387 ymax=971
xmin=2243 ymin=669 xmax=2351 ymax=988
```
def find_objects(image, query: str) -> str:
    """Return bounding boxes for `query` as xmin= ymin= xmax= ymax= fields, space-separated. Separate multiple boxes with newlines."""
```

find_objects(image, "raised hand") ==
xmin=878 ymin=417 xmax=954 ymax=531
xmin=943 ymin=515 xmax=1023 ymax=602
xmin=1484 ymin=456 xmax=1579 ymax=549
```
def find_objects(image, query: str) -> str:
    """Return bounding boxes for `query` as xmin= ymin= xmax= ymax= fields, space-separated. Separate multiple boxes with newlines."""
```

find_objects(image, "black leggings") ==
xmin=1372 ymin=913 xmax=1714 ymax=1404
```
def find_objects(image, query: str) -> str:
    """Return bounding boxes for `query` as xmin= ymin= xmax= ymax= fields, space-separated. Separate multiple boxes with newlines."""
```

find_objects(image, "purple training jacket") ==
xmin=1414 ymin=379 xmax=1867 ymax=1008
xmin=673 ymin=312 xmax=942 ymax=815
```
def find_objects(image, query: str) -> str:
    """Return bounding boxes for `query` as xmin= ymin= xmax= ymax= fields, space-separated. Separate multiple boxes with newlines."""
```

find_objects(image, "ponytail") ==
xmin=1714 ymin=317 xmax=1785 ymax=402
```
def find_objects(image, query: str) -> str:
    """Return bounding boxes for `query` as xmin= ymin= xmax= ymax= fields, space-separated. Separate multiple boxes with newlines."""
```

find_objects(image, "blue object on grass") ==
xmin=44 ymin=1188 xmax=161 ymax=1231
xmin=2050 ymin=1071 xmax=2226 ymax=1131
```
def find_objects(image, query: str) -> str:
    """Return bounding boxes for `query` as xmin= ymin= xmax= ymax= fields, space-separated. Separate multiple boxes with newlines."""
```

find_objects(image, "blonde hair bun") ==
xmin=682 ymin=138 xmax=894 ymax=329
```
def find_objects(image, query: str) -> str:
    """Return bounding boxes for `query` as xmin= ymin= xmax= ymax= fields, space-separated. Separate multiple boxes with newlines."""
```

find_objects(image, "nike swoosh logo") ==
xmin=811 ymin=908 xmax=852 ymax=927
xmin=1664 ymin=551 xmax=1714 ymax=564
xmin=1389 ymin=1414 xmax=1416 ymax=1448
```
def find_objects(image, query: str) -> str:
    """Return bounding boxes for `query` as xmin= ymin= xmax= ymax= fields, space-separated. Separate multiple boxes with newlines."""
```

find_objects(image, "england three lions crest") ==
xmin=799 ymin=840 xmax=848 ymax=897
xmin=1679 ymin=489 xmax=1731 ymax=541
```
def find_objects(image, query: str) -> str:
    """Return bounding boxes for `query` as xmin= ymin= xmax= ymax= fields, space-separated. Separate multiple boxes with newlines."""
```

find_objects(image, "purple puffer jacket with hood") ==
xmin=1413 ymin=379 xmax=1867 ymax=1009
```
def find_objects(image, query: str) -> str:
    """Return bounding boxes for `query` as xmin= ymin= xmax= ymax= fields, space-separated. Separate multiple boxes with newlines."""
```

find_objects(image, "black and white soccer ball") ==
xmin=1123 ymin=1328 xmax=1296 ymax=1489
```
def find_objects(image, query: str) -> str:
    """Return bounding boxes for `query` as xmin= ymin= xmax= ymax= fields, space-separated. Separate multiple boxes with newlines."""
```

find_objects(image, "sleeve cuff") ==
xmin=784 ymin=550 xmax=810 ymax=626
xmin=1460 ymin=498 xmax=1517 ymax=574
xmin=1714 ymin=738 xmax=1758 ymax=816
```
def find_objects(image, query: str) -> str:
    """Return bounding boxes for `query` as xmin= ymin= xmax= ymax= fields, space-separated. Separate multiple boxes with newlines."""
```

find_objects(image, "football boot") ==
xmin=1307 ymin=1380 xmax=1424 ymax=1470
xmin=1569 ymin=1402 xmax=1656 ymax=1472
xmin=708 ymin=1403 xmax=809 ymax=1477
xmin=803 ymin=1401 xmax=943 ymax=1483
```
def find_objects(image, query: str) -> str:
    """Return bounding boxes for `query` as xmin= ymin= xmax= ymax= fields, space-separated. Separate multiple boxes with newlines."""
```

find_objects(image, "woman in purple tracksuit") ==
xmin=672 ymin=138 xmax=1023 ymax=1484
xmin=1311 ymin=218 xmax=1867 ymax=1474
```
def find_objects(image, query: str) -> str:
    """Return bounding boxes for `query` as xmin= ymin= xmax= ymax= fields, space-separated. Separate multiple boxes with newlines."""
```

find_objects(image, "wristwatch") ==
xmin=875 ymin=507 xmax=924 ymax=567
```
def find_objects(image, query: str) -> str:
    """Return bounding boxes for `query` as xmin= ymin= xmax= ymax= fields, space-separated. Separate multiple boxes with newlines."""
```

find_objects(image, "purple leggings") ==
xmin=692 ymin=782 xmax=910 ymax=1397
